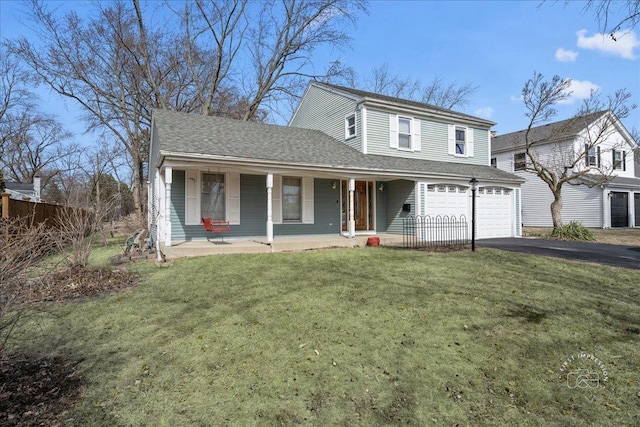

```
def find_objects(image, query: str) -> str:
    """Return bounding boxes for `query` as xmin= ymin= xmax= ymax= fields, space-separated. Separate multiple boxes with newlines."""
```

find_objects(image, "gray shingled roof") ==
xmin=606 ymin=176 xmax=640 ymax=188
xmin=313 ymin=82 xmax=495 ymax=126
xmin=492 ymin=111 xmax=608 ymax=153
xmin=152 ymin=109 xmax=522 ymax=183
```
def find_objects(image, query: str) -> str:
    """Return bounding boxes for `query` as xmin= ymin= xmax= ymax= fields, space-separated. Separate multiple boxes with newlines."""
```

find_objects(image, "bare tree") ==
xmin=518 ymin=71 xmax=636 ymax=229
xmin=581 ymin=0 xmax=640 ymax=36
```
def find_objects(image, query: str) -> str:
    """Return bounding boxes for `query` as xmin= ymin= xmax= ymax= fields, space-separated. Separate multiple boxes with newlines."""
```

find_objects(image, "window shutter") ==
xmin=597 ymin=146 xmax=601 ymax=168
xmin=413 ymin=118 xmax=421 ymax=151
xmin=448 ymin=124 xmax=455 ymax=155
xmin=585 ymin=143 xmax=589 ymax=166
xmin=467 ymin=127 xmax=474 ymax=157
xmin=185 ymin=170 xmax=199 ymax=225
xmin=612 ymin=149 xmax=616 ymax=167
xmin=272 ymin=175 xmax=282 ymax=224
xmin=389 ymin=115 xmax=398 ymax=148
xmin=302 ymin=177 xmax=314 ymax=224
xmin=227 ymin=172 xmax=240 ymax=224
xmin=623 ymin=151 xmax=626 ymax=171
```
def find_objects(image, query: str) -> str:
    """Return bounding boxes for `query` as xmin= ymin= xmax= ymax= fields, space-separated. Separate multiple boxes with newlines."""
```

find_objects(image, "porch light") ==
xmin=378 ymin=183 xmax=384 ymax=192
xmin=331 ymin=181 xmax=337 ymax=190
xmin=469 ymin=177 xmax=478 ymax=252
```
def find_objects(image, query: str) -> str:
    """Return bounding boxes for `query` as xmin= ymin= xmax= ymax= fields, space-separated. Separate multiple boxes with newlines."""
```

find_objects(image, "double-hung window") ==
xmin=345 ymin=114 xmax=356 ymax=139
xmin=514 ymin=152 xmax=526 ymax=171
xmin=201 ymin=173 xmax=225 ymax=220
xmin=613 ymin=150 xmax=625 ymax=171
xmin=398 ymin=117 xmax=411 ymax=149
xmin=586 ymin=144 xmax=600 ymax=167
xmin=282 ymin=177 xmax=302 ymax=222
xmin=455 ymin=127 xmax=466 ymax=155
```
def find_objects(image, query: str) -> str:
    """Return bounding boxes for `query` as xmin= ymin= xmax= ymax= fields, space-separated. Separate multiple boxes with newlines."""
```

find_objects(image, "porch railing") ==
xmin=403 ymin=214 xmax=469 ymax=249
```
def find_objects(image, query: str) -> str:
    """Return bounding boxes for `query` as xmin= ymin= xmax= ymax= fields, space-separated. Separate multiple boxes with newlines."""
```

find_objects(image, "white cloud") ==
xmin=558 ymin=79 xmax=600 ymax=104
xmin=576 ymin=29 xmax=640 ymax=59
xmin=474 ymin=107 xmax=494 ymax=119
xmin=555 ymin=48 xmax=578 ymax=62
xmin=510 ymin=95 xmax=522 ymax=103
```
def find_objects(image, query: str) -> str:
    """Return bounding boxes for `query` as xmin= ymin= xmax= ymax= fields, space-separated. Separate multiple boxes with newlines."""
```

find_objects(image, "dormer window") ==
xmin=345 ymin=114 xmax=356 ymax=139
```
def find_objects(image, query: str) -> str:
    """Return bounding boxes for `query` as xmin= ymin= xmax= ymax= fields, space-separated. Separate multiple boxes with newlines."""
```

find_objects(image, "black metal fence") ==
xmin=403 ymin=214 xmax=469 ymax=249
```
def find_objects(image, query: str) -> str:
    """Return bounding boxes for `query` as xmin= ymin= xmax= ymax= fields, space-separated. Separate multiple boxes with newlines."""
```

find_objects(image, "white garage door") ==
xmin=476 ymin=187 xmax=513 ymax=238
xmin=420 ymin=184 xmax=469 ymax=219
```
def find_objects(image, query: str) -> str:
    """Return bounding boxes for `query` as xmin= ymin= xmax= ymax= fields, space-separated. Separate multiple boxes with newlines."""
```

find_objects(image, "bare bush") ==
xmin=0 ymin=218 xmax=56 ymax=350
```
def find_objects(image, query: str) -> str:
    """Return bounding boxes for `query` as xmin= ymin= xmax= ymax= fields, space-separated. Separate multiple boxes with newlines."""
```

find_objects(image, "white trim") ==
xmin=266 ymin=173 xmax=273 ymax=244
xmin=361 ymin=105 xmax=368 ymax=154
xmin=345 ymin=112 xmax=357 ymax=140
xmin=302 ymin=177 xmax=314 ymax=224
xmin=272 ymin=175 xmax=282 ymax=224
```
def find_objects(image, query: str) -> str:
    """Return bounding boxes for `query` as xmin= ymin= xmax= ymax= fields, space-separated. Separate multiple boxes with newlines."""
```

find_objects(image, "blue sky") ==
xmin=1 ymin=0 xmax=639 ymax=140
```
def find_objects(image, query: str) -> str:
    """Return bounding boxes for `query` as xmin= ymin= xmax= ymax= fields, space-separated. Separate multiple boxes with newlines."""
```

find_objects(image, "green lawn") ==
xmin=8 ymin=247 xmax=640 ymax=426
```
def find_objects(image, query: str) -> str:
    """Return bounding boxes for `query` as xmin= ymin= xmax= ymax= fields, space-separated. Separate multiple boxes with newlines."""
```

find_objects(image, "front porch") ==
xmin=160 ymin=233 xmax=405 ymax=259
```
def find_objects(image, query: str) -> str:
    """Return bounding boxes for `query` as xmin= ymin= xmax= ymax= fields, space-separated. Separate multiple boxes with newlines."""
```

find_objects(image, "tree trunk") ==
xmin=550 ymin=190 xmax=563 ymax=230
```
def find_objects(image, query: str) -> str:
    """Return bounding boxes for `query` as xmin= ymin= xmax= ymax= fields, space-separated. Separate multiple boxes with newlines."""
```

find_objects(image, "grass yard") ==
xmin=6 ymin=247 xmax=640 ymax=426
xmin=523 ymin=227 xmax=640 ymax=246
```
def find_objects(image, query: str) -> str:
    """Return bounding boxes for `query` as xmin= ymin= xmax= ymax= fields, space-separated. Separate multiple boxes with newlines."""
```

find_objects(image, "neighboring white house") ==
xmin=4 ymin=177 xmax=41 ymax=202
xmin=492 ymin=111 xmax=640 ymax=228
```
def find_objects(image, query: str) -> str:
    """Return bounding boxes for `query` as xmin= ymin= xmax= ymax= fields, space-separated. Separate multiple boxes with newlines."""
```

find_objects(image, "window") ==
xmin=282 ymin=177 xmax=302 ymax=222
xmin=455 ymin=127 xmax=466 ymax=155
xmin=345 ymin=114 xmax=356 ymax=139
xmin=201 ymin=173 xmax=225 ymax=220
xmin=613 ymin=150 xmax=626 ymax=171
xmin=398 ymin=117 xmax=411 ymax=149
xmin=586 ymin=144 xmax=600 ymax=167
xmin=514 ymin=152 xmax=526 ymax=171
xmin=491 ymin=157 xmax=497 ymax=168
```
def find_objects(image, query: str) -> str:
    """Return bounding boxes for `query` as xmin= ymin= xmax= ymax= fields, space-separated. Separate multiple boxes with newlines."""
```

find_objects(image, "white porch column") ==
xmin=164 ymin=167 xmax=172 ymax=247
xmin=348 ymin=178 xmax=355 ymax=238
xmin=266 ymin=173 xmax=274 ymax=244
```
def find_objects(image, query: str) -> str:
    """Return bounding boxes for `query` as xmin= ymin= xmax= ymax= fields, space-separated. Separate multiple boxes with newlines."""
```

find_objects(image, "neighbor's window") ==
xmin=455 ymin=127 xmax=466 ymax=155
xmin=398 ymin=117 xmax=411 ymax=149
xmin=587 ymin=146 xmax=599 ymax=167
xmin=613 ymin=150 xmax=625 ymax=170
xmin=201 ymin=173 xmax=225 ymax=220
xmin=514 ymin=152 xmax=526 ymax=171
xmin=491 ymin=157 xmax=497 ymax=168
xmin=283 ymin=177 xmax=302 ymax=222
xmin=345 ymin=114 xmax=356 ymax=139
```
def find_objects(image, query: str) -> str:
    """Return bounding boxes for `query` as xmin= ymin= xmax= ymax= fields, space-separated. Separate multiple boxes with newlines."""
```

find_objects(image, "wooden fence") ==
xmin=1 ymin=192 xmax=78 ymax=227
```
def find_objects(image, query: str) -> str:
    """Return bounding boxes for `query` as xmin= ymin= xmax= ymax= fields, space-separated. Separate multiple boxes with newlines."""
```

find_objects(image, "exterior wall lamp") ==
xmin=469 ymin=177 xmax=478 ymax=252
xmin=378 ymin=183 xmax=384 ymax=192
xmin=331 ymin=181 xmax=337 ymax=190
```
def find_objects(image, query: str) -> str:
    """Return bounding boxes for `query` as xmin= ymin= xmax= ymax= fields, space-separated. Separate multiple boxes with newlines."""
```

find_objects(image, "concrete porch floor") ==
xmin=161 ymin=234 xmax=405 ymax=259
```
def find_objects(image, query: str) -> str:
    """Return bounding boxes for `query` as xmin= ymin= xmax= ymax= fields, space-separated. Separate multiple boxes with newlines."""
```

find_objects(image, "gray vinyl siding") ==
xmin=290 ymin=85 xmax=361 ymax=151
xmin=366 ymin=109 xmax=490 ymax=166
xmin=171 ymin=172 xmax=339 ymax=241
xmin=385 ymin=179 xmax=415 ymax=234
xmin=274 ymin=178 xmax=340 ymax=235
xmin=517 ymin=171 xmax=604 ymax=228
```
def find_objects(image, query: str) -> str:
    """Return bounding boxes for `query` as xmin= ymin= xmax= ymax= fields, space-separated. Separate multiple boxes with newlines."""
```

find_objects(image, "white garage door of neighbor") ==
xmin=476 ymin=187 xmax=512 ymax=238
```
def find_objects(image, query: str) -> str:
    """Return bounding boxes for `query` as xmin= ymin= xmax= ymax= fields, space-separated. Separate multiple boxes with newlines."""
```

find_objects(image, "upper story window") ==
xmin=345 ymin=114 xmax=356 ymax=139
xmin=447 ymin=124 xmax=474 ymax=157
xmin=613 ymin=150 xmax=626 ymax=171
xmin=455 ymin=127 xmax=466 ymax=155
xmin=389 ymin=115 xmax=421 ymax=151
xmin=586 ymin=144 xmax=600 ymax=167
xmin=491 ymin=157 xmax=497 ymax=168
xmin=398 ymin=117 xmax=412 ymax=149
xmin=514 ymin=152 xmax=526 ymax=171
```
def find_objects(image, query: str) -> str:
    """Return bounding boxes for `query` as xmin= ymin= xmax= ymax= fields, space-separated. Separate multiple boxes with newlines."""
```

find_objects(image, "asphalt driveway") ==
xmin=479 ymin=238 xmax=640 ymax=270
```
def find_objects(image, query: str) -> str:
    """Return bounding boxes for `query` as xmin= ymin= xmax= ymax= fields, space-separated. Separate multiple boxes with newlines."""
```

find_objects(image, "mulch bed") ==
xmin=1 ymin=267 xmax=139 ymax=426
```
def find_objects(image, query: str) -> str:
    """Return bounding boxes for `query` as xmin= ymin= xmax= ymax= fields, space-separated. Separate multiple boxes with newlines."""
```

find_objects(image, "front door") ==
xmin=342 ymin=181 xmax=373 ymax=231
xmin=610 ymin=192 xmax=628 ymax=227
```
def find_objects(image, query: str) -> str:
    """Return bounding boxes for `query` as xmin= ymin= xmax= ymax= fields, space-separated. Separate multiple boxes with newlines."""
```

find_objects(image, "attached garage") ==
xmin=416 ymin=183 xmax=516 ymax=240
xmin=610 ymin=192 xmax=629 ymax=227
xmin=476 ymin=187 xmax=514 ymax=238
